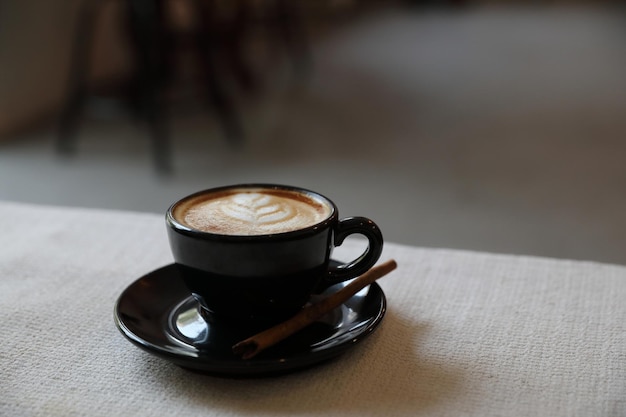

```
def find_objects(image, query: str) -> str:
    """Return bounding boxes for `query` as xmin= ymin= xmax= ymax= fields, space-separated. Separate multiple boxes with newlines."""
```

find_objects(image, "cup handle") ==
xmin=324 ymin=216 xmax=383 ymax=287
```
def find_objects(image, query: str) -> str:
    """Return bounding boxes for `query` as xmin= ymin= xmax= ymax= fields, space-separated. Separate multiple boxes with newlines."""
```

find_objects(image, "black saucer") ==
xmin=114 ymin=264 xmax=386 ymax=377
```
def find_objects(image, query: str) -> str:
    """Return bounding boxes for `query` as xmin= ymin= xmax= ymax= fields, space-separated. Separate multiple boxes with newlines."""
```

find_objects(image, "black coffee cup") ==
xmin=166 ymin=184 xmax=383 ymax=324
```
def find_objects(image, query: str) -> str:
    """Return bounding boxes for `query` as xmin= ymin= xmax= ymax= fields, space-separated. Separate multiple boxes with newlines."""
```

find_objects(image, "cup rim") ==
xmin=166 ymin=184 xmax=338 ymax=241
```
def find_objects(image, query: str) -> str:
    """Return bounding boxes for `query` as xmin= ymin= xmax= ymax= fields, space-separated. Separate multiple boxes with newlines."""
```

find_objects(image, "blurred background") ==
xmin=2 ymin=0 xmax=626 ymax=265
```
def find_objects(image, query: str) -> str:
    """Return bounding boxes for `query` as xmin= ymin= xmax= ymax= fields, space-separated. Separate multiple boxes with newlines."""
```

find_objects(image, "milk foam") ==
xmin=180 ymin=189 xmax=332 ymax=235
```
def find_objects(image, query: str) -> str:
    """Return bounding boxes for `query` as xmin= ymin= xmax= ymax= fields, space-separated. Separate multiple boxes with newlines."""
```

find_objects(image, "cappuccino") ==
xmin=166 ymin=184 xmax=383 ymax=322
xmin=173 ymin=187 xmax=333 ymax=236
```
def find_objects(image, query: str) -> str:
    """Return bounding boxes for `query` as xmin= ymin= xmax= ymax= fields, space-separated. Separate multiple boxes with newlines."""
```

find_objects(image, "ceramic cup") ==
xmin=166 ymin=184 xmax=383 ymax=324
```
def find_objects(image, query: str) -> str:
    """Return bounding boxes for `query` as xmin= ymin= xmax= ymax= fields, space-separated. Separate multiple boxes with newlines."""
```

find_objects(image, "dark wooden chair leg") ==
xmin=226 ymin=0 xmax=258 ymax=94
xmin=274 ymin=0 xmax=312 ymax=79
xmin=57 ymin=0 xmax=101 ymax=155
xmin=127 ymin=0 xmax=172 ymax=173
xmin=194 ymin=0 xmax=244 ymax=144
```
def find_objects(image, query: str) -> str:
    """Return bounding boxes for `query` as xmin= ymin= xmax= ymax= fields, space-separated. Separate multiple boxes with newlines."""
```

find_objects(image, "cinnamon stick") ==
xmin=232 ymin=259 xmax=397 ymax=359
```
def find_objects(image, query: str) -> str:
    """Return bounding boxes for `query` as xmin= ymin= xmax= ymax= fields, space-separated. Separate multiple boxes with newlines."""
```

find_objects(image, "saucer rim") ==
xmin=114 ymin=263 xmax=386 ymax=377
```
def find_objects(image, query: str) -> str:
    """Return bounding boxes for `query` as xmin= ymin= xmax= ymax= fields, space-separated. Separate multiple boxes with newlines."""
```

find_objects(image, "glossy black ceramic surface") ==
xmin=165 ymin=184 xmax=384 ymax=322
xmin=114 ymin=264 xmax=387 ymax=377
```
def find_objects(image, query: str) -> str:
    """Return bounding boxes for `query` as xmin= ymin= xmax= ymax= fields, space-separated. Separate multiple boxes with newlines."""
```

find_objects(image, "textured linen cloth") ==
xmin=1 ymin=200 xmax=625 ymax=417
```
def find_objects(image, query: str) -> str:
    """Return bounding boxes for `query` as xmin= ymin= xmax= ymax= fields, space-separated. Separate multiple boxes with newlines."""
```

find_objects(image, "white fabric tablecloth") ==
xmin=1 ymin=201 xmax=625 ymax=417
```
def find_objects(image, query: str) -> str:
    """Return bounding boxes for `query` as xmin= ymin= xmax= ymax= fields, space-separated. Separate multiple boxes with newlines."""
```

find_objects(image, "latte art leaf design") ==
xmin=181 ymin=189 xmax=331 ymax=235
xmin=221 ymin=193 xmax=295 ymax=225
